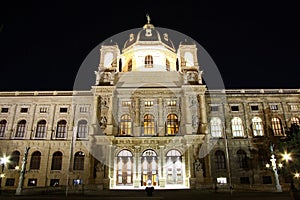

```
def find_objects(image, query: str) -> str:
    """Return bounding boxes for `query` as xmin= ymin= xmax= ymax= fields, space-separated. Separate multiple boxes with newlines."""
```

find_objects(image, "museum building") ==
xmin=0 ymin=19 xmax=299 ymax=192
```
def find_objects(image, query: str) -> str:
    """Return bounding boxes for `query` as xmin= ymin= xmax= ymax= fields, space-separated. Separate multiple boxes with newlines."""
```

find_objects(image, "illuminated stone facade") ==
xmin=0 ymin=21 xmax=299 ymax=192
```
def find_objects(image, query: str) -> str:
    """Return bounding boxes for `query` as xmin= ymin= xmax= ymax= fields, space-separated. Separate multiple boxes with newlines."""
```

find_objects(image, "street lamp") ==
xmin=0 ymin=155 xmax=10 ymax=172
xmin=265 ymin=144 xmax=282 ymax=192
xmin=282 ymin=152 xmax=292 ymax=163
xmin=0 ymin=155 xmax=9 ymax=194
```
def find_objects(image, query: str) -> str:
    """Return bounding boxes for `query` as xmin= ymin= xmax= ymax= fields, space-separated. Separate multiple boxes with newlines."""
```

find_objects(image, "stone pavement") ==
xmin=0 ymin=189 xmax=297 ymax=200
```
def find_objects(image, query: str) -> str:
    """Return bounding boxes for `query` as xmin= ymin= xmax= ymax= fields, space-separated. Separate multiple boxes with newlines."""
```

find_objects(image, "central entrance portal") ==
xmin=141 ymin=149 xmax=158 ymax=186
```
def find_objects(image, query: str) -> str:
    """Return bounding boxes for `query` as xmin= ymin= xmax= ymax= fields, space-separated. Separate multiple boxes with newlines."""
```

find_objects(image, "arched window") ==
xmin=231 ymin=117 xmax=244 ymax=137
xmin=144 ymin=114 xmax=155 ymax=136
xmin=8 ymin=151 xmax=20 ymax=169
xmin=73 ymin=151 xmax=85 ymax=170
xmin=120 ymin=115 xmax=132 ymax=136
xmin=119 ymin=58 xmax=122 ymax=72
xmin=145 ymin=55 xmax=153 ymax=68
xmin=237 ymin=150 xmax=248 ymax=169
xmin=210 ymin=117 xmax=222 ymax=137
xmin=117 ymin=150 xmax=133 ymax=185
xmin=271 ymin=117 xmax=283 ymax=136
xmin=56 ymin=120 xmax=67 ymax=138
xmin=166 ymin=59 xmax=170 ymax=71
xmin=252 ymin=117 xmax=264 ymax=136
xmin=77 ymin=120 xmax=88 ymax=138
xmin=215 ymin=150 xmax=226 ymax=170
xmin=35 ymin=120 xmax=46 ymax=138
xmin=166 ymin=150 xmax=182 ymax=184
xmin=30 ymin=151 xmax=41 ymax=170
xmin=104 ymin=52 xmax=113 ymax=68
xmin=184 ymin=52 xmax=194 ymax=67
xmin=128 ymin=59 xmax=132 ymax=71
xmin=141 ymin=150 xmax=158 ymax=186
xmin=0 ymin=120 xmax=7 ymax=137
xmin=166 ymin=114 xmax=179 ymax=135
xmin=51 ymin=151 xmax=63 ymax=170
xmin=15 ymin=120 xmax=26 ymax=138
xmin=291 ymin=117 xmax=300 ymax=125
xmin=176 ymin=58 xmax=179 ymax=71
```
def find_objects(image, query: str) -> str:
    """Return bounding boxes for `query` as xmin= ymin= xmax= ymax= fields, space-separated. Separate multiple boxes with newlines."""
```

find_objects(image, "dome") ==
xmin=123 ymin=22 xmax=175 ymax=52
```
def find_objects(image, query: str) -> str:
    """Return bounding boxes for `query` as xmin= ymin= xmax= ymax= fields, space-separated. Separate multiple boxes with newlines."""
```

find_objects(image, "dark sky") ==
xmin=0 ymin=1 xmax=299 ymax=91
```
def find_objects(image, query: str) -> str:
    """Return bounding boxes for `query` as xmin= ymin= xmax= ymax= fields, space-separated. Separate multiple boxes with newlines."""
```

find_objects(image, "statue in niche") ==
xmin=192 ymin=115 xmax=199 ymax=128
xmin=189 ymin=96 xmax=197 ymax=107
xmin=100 ymin=116 xmax=107 ymax=128
xmin=194 ymin=158 xmax=202 ymax=171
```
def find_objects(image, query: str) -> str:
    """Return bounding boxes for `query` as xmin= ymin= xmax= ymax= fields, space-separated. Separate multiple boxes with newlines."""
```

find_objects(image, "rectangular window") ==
xmin=73 ymin=179 xmax=83 ymax=185
xmin=28 ymin=178 xmax=37 ymax=186
xmin=79 ymin=106 xmax=89 ymax=113
xmin=60 ymin=107 xmax=68 ymax=113
xmin=39 ymin=107 xmax=48 ymax=113
xmin=210 ymin=105 xmax=219 ymax=112
xmin=20 ymin=107 xmax=28 ymax=113
xmin=167 ymin=100 xmax=176 ymax=107
xmin=144 ymin=101 xmax=153 ymax=107
xmin=217 ymin=177 xmax=227 ymax=184
xmin=240 ymin=177 xmax=250 ymax=184
xmin=50 ymin=179 xmax=59 ymax=187
xmin=122 ymin=101 xmax=131 ymax=107
xmin=262 ymin=176 xmax=272 ymax=184
xmin=230 ymin=105 xmax=239 ymax=111
xmin=270 ymin=104 xmax=278 ymax=110
xmin=5 ymin=178 xmax=15 ymax=186
xmin=250 ymin=105 xmax=259 ymax=111
xmin=1 ymin=107 xmax=9 ymax=113
xmin=289 ymin=104 xmax=298 ymax=111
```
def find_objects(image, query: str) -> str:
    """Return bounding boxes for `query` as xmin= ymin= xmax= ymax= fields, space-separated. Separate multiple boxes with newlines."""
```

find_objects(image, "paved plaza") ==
xmin=0 ymin=189 xmax=298 ymax=200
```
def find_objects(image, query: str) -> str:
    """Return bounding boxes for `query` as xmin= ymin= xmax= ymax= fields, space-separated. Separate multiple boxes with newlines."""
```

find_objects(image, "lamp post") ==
xmin=15 ymin=146 xmax=30 ymax=196
xmin=266 ymin=144 xmax=282 ymax=192
xmin=0 ymin=155 xmax=9 ymax=195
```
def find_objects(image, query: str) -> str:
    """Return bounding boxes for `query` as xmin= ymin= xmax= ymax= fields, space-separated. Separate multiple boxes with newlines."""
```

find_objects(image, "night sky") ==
xmin=1 ymin=1 xmax=299 ymax=91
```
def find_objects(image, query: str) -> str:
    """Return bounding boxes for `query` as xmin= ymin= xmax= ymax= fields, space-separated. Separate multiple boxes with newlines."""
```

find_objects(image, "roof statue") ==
xmin=146 ymin=13 xmax=151 ymax=24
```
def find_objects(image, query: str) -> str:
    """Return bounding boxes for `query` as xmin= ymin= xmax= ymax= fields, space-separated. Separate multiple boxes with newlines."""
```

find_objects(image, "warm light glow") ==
xmin=0 ymin=155 xmax=10 ymax=165
xmin=278 ymin=163 xmax=283 ymax=168
xmin=282 ymin=152 xmax=292 ymax=162
xmin=15 ymin=166 xmax=20 ymax=170
xmin=295 ymin=173 xmax=300 ymax=179
xmin=266 ymin=163 xmax=270 ymax=168
xmin=0 ymin=173 xmax=5 ymax=178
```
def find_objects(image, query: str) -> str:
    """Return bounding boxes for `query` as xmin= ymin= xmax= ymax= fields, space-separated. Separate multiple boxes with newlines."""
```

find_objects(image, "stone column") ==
xmin=199 ymin=95 xmax=208 ymax=134
xmin=158 ymin=145 xmax=166 ymax=187
xmin=106 ymin=96 xmax=114 ymax=135
xmin=133 ymin=146 xmax=140 ymax=188
xmin=158 ymin=98 xmax=164 ymax=136
xmin=134 ymin=98 xmax=140 ymax=137
xmin=91 ymin=96 xmax=99 ymax=135
xmin=242 ymin=102 xmax=250 ymax=137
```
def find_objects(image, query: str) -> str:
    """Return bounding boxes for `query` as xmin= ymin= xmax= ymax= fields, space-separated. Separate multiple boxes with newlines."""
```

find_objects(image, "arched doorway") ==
xmin=166 ymin=149 xmax=183 ymax=184
xmin=116 ymin=150 xmax=133 ymax=185
xmin=141 ymin=149 xmax=158 ymax=186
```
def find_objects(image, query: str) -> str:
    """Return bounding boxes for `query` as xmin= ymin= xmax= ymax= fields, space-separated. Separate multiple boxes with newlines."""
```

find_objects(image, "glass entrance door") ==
xmin=141 ymin=149 xmax=158 ymax=186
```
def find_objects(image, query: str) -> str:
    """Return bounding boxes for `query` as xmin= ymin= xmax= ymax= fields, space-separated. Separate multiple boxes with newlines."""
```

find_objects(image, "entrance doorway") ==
xmin=141 ymin=149 xmax=158 ymax=186
xmin=166 ymin=149 xmax=183 ymax=184
xmin=116 ymin=150 xmax=133 ymax=185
